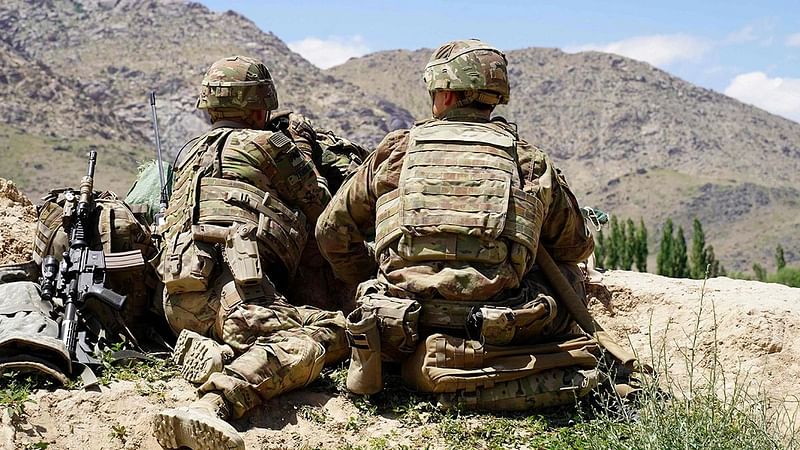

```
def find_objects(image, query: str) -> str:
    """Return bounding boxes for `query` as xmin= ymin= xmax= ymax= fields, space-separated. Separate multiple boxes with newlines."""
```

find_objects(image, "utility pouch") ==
xmin=162 ymin=230 xmax=216 ymax=294
xmin=359 ymin=294 xmax=421 ymax=362
xmin=345 ymin=307 xmax=383 ymax=395
xmin=466 ymin=295 xmax=557 ymax=345
xmin=224 ymin=224 xmax=262 ymax=287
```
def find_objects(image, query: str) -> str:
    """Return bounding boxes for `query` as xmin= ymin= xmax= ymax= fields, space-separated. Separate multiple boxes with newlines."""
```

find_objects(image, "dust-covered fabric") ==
xmin=316 ymin=115 xmax=594 ymax=296
xmin=316 ymin=112 xmax=596 ymax=409
xmin=164 ymin=267 xmax=346 ymax=418
xmin=159 ymin=119 xmax=345 ymax=418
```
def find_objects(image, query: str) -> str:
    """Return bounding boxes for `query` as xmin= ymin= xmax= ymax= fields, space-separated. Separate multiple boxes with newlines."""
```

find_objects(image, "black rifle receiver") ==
xmin=39 ymin=151 xmax=127 ymax=359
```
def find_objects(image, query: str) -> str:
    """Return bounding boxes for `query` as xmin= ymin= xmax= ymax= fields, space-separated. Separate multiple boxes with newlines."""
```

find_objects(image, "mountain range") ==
xmin=1 ymin=0 xmax=797 ymax=271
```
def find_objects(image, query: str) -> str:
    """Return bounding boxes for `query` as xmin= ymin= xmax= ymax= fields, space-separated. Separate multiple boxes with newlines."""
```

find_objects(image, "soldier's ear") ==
xmin=443 ymin=91 xmax=459 ymax=107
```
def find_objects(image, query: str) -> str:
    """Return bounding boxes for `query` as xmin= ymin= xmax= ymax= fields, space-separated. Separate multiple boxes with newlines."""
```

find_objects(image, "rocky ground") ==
xmin=1 ymin=181 xmax=798 ymax=449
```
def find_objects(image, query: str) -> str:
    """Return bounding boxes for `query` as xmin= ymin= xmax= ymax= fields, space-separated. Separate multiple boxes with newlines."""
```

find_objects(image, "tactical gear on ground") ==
xmin=196 ymin=56 xmax=278 ymax=112
xmin=153 ymin=392 xmax=243 ymax=450
xmin=424 ymin=39 xmax=510 ymax=106
xmin=125 ymin=160 xmax=174 ymax=226
xmin=345 ymin=306 xmax=383 ymax=395
xmin=32 ymin=190 xmax=157 ymax=342
xmin=0 ymin=281 xmax=71 ymax=384
xmin=437 ymin=367 xmax=600 ymax=411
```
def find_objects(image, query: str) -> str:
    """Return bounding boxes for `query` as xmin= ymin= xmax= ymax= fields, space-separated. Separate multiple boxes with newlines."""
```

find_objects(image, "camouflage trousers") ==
xmin=356 ymin=264 xmax=601 ymax=410
xmin=163 ymin=269 xmax=347 ymax=419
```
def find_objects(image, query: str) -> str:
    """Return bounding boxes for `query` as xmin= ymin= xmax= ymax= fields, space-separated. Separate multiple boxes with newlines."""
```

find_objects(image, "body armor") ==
xmin=374 ymin=120 xmax=543 ymax=279
xmin=159 ymin=127 xmax=307 ymax=296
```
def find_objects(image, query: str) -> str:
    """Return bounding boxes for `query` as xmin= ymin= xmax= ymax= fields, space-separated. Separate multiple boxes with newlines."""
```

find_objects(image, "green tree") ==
xmin=634 ymin=218 xmax=648 ymax=272
xmin=706 ymin=245 xmax=721 ymax=278
xmin=775 ymin=245 xmax=786 ymax=270
xmin=690 ymin=218 xmax=707 ymax=279
xmin=595 ymin=229 xmax=607 ymax=268
xmin=770 ymin=267 xmax=800 ymax=288
xmin=607 ymin=216 xmax=623 ymax=269
xmin=657 ymin=218 xmax=675 ymax=276
xmin=673 ymin=226 xmax=689 ymax=278
xmin=621 ymin=218 xmax=635 ymax=270
xmin=753 ymin=263 xmax=767 ymax=282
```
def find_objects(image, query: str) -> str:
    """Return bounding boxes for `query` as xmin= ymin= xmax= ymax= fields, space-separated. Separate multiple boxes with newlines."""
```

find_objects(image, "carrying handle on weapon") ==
xmin=535 ymin=245 xmax=647 ymax=371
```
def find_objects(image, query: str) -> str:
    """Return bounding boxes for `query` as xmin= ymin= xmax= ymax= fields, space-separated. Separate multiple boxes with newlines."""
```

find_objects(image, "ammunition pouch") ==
xmin=465 ymin=295 xmax=558 ymax=345
xmin=357 ymin=293 xmax=421 ymax=362
xmin=162 ymin=229 xmax=217 ymax=294
xmin=345 ymin=307 xmax=383 ymax=395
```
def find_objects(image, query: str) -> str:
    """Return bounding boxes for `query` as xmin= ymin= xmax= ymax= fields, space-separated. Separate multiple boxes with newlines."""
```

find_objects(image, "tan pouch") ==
xmin=359 ymin=294 xmax=421 ymax=362
xmin=162 ymin=230 xmax=216 ymax=294
xmin=467 ymin=295 xmax=558 ymax=345
xmin=401 ymin=333 xmax=598 ymax=394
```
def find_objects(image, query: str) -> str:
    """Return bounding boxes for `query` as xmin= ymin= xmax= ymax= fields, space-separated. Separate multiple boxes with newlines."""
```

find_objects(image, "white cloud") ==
xmin=565 ymin=34 xmax=713 ymax=67
xmin=724 ymin=72 xmax=800 ymax=123
xmin=725 ymin=25 xmax=757 ymax=44
xmin=287 ymin=35 xmax=370 ymax=69
xmin=786 ymin=33 xmax=800 ymax=47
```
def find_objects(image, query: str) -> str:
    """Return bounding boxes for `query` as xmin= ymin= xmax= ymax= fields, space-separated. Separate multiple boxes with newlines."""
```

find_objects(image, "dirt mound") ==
xmin=0 ymin=178 xmax=36 ymax=265
xmin=591 ymin=271 xmax=800 ymax=430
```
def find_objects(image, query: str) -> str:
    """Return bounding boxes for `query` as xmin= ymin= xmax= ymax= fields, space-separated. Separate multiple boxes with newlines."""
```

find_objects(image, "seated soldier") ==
xmin=315 ymin=39 xmax=602 ymax=410
xmin=152 ymin=56 xmax=348 ymax=450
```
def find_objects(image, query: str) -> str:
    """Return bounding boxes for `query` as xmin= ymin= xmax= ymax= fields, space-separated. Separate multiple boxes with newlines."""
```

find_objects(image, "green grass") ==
xmin=0 ymin=124 xmax=149 ymax=199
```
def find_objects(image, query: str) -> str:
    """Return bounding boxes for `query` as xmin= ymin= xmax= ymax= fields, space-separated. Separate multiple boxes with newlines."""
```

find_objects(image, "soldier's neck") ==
xmin=439 ymin=107 xmax=492 ymax=122
xmin=211 ymin=120 xmax=249 ymax=130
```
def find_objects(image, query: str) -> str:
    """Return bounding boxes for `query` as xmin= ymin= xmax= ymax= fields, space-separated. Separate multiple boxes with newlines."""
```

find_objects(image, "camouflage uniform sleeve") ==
xmin=518 ymin=140 xmax=594 ymax=263
xmin=315 ymin=130 xmax=408 ymax=285
xmin=252 ymin=133 xmax=331 ymax=223
xmin=285 ymin=112 xmax=322 ymax=162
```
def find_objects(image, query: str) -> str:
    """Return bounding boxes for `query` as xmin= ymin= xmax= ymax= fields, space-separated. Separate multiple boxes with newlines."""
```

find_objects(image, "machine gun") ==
xmin=39 ymin=151 xmax=128 ymax=363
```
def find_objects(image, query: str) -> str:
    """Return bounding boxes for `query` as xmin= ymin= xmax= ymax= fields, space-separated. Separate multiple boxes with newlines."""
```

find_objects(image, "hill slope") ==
xmin=329 ymin=48 xmax=800 ymax=271
xmin=0 ymin=0 xmax=413 ymax=198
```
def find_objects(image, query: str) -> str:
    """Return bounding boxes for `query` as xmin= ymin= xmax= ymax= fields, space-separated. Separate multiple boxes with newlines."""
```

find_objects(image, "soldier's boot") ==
xmin=345 ymin=307 xmax=383 ymax=395
xmin=173 ymin=329 xmax=234 ymax=384
xmin=152 ymin=392 xmax=244 ymax=450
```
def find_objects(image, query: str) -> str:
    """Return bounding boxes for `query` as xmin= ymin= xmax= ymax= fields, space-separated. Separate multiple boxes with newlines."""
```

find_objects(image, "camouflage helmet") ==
xmin=423 ymin=39 xmax=509 ymax=105
xmin=196 ymin=55 xmax=279 ymax=111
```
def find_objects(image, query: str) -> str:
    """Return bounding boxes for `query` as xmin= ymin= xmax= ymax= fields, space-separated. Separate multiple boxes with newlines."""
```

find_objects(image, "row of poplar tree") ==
xmin=594 ymin=217 xmax=722 ymax=279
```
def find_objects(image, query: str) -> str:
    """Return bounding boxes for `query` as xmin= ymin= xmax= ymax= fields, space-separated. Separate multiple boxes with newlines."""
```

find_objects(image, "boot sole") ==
xmin=173 ymin=329 xmax=224 ymax=384
xmin=153 ymin=407 xmax=244 ymax=450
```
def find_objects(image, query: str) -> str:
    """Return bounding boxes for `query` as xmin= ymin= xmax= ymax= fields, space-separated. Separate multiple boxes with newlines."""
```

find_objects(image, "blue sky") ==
xmin=199 ymin=0 xmax=800 ymax=122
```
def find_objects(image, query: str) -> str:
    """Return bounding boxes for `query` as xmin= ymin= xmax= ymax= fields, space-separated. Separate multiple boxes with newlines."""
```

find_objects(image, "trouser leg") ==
xmin=198 ymin=332 xmax=326 ymax=419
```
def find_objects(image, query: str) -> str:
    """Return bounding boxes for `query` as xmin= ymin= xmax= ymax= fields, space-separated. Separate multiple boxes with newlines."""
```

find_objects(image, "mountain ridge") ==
xmin=328 ymin=46 xmax=800 ymax=271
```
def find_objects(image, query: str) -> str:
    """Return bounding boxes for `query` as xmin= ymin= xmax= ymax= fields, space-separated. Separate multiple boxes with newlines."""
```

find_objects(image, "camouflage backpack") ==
xmin=33 ymin=189 xmax=158 ymax=342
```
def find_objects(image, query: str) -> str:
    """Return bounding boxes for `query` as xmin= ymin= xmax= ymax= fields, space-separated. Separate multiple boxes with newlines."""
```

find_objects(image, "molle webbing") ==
xmin=374 ymin=121 xmax=543 ymax=264
xmin=33 ymin=202 xmax=62 ymax=265
xmin=194 ymin=177 xmax=307 ymax=275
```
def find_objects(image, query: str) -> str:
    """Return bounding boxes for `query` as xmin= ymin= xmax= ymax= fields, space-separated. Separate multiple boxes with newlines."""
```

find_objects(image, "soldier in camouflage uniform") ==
xmin=316 ymin=40 xmax=600 ymax=410
xmin=152 ymin=56 xmax=348 ymax=450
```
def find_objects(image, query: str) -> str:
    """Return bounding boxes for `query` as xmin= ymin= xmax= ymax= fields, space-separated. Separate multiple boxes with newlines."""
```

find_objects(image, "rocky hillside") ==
xmin=0 ymin=0 xmax=413 ymax=198
xmin=330 ymin=48 xmax=800 ymax=271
